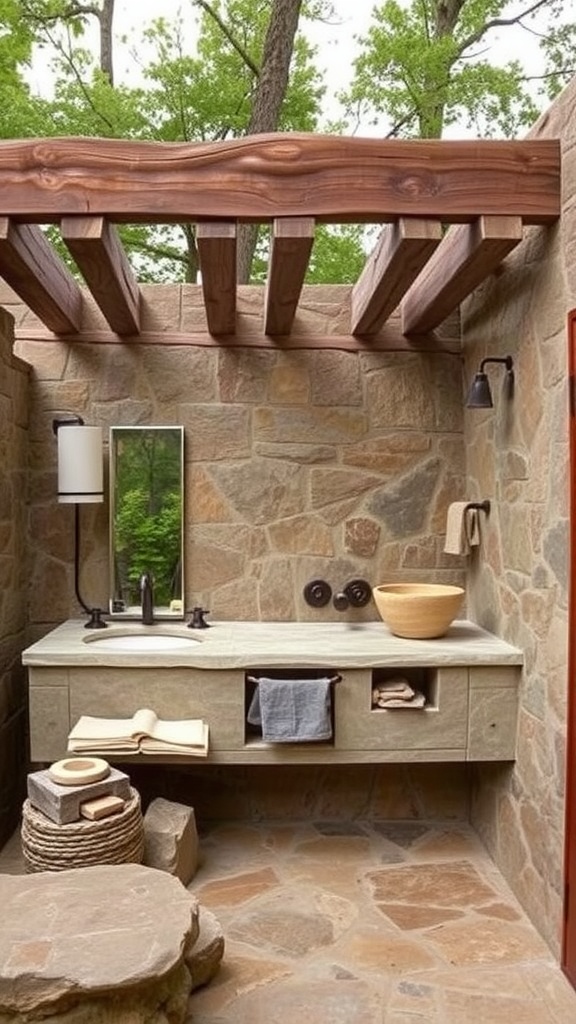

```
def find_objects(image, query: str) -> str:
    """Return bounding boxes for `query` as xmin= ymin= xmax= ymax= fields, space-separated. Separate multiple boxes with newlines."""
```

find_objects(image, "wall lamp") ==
xmin=52 ymin=414 xmax=107 ymax=629
xmin=466 ymin=356 xmax=514 ymax=409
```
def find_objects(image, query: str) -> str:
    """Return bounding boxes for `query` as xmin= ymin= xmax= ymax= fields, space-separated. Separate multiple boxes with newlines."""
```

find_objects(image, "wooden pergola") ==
xmin=0 ymin=133 xmax=561 ymax=348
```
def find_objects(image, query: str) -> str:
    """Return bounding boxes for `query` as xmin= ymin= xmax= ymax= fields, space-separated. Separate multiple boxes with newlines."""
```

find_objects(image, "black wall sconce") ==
xmin=52 ymin=414 xmax=107 ymax=629
xmin=466 ymin=355 xmax=514 ymax=409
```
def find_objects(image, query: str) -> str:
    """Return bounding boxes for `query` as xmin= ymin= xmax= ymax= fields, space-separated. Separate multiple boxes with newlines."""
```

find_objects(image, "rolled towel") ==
xmin=247 ymin=676 xmax=334 ymax=743
xmin=444 ymin=501 xmax=481 ymax=555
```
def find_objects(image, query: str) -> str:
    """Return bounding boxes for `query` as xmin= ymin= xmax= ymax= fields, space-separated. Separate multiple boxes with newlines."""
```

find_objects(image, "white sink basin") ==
xmin=85 ymin=633 xmax=200 ymax=652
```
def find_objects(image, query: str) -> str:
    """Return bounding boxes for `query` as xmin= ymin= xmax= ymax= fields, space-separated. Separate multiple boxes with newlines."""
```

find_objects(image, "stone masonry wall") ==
xmin=463 ymin=76 xmax=576 ymax=955
xmin=12 ymin=287 xmax=467 ymax=629
xmin=0 ymin=308 xmax=29 ymax=845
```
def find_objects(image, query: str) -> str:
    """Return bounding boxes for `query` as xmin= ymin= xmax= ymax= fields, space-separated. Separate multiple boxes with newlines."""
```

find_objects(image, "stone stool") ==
xmin=20 ymin=788 xmax=144 ymax=872
xmin=0 ymin=864 xmax=200 ymax=1023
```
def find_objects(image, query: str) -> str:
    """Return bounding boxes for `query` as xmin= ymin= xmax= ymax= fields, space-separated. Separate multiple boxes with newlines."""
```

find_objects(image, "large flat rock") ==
xmin=0 ymin=863 xmax=199 ymax=1017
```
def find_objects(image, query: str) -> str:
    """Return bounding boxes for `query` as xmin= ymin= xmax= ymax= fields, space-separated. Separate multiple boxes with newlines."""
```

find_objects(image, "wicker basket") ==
xmin=21 ymin=788 xmax=144 ymax=873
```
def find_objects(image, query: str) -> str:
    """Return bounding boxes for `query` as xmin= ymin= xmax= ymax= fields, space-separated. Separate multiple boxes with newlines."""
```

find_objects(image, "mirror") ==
xmin=109 ymin=426 xmax=184 ymax=619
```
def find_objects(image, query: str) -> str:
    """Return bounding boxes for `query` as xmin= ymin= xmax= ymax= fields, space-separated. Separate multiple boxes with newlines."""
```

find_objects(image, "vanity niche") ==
xmin=109 ymin=426 xmax=184 ymax=620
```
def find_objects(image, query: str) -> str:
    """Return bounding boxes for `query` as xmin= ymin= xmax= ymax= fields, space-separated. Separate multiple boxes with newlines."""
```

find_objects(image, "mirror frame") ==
xmin=109 ymin=425 xmax=185 ymax=619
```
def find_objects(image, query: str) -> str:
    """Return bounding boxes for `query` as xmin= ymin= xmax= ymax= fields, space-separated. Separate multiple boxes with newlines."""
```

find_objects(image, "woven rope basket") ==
xmin=21 ymin=788 xmax=144 ymax=873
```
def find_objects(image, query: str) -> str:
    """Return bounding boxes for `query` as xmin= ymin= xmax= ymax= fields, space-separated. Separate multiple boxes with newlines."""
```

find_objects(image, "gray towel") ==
xmin=247 ymin=677 xmax=333 ymax=742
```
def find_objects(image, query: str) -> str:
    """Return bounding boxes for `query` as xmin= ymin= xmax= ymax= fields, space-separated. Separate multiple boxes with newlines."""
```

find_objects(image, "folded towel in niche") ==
xmin=375 ymin=692 xmax=426 ymax=709
xmin=247 ymin=677 xmax=334 ymax=742
xmin=372 ymin=678 xmax=426 ymax=709
xmin=444 ymin=501 xmax=481 ymax=555
xmin=372 ymin=676 xmax=414 ymax=701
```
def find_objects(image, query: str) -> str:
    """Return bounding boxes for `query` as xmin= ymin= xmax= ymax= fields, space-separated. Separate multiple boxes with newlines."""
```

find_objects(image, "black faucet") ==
xmin=140 ymin=573 xmax=154 ymax=625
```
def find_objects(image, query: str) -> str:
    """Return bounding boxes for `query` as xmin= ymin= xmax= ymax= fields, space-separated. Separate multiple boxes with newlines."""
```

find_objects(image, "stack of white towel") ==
xmin=372 ymin=676 xmax=426 ymax=709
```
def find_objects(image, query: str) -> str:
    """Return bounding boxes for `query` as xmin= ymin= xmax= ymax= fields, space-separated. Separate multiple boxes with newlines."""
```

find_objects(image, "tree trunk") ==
xmin=98 ymin=0 xmax=115 ymax=86
xmin=237 ymin=0 xmax=303 ymax=283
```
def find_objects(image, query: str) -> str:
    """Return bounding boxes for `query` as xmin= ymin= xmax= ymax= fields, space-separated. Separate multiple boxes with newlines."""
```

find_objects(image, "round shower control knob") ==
xmin=343 ymin=579 xmax=372 ymax=608
xmin=303 ymin=579 xmax=332 ymax=608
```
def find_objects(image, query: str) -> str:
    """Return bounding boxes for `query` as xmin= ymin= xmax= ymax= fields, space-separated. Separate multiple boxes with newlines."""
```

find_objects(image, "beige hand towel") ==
xmin=444 ymin=502 xmax=481 ymax=555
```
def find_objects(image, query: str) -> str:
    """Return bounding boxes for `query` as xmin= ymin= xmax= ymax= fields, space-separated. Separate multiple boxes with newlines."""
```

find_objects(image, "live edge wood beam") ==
xmin=265 ymin=217 xmax=315 ymax=335
xmin=0 ymin=136 xmax=560 ymax=225
xmin=402 ymin=215 xmax=524 ymax=335
xmin=61 ymin=216 xmax=141 ymax=335
xmin=0 ymin=218 xmax=82 ymax=333
xmin=351 ymin=219 xmax=442 ymax=336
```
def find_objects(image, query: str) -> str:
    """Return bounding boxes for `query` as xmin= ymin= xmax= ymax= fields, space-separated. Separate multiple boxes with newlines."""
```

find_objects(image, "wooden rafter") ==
xmin=0 ymin=218 xmax=82 ymax=334
xmin=61 ymin=216 xmax=141 ymax=335
xmin=265 ymin=217 xmax=315 ymax=335
xmin=351 ymin=219 xmax=442 ymax=336
xmin=196 ymin=222 xmax=237 ymax=336
xmin=401 ymin=215 xmax=524 ymax=335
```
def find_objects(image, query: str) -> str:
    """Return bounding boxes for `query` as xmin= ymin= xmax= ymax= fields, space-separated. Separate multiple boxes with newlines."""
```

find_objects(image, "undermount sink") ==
xmin=84 ymin=632 xmax=201 ymax=652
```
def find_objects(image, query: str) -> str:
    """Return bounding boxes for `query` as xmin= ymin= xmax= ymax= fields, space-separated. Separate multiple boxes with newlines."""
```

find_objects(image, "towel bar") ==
xmin=465 ymin=499 xmax=491 ymax=515
xmin=247 ymin=674 xmax=342 ymax=685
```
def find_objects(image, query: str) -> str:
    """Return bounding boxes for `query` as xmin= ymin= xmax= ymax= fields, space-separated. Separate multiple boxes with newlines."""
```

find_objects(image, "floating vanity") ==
xmin=22 ymin=619 xmax=523 ymax=765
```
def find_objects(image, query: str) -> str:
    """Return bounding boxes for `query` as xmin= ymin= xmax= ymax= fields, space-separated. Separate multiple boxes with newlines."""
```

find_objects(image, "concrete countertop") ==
xmin=22 ymin=618 xmax=524 ymax=671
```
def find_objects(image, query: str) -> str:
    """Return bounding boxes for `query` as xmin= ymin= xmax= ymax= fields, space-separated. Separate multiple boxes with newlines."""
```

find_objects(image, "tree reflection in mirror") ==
xmin=109 ymin=426 xmax=184 ymax=619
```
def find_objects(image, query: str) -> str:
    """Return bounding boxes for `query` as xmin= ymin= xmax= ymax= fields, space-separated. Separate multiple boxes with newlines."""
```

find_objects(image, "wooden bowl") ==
xmin=372 ymin=583 xmax=465 ymax=639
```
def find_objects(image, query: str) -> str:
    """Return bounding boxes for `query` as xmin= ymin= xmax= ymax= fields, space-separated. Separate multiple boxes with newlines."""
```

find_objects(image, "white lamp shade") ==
xmin=57 ymin=425 xmax=103 ymax=503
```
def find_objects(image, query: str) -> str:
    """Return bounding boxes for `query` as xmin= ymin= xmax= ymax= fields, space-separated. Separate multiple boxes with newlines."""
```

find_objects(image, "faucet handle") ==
xmin=187 ymin=606 xmax=210 ymax=629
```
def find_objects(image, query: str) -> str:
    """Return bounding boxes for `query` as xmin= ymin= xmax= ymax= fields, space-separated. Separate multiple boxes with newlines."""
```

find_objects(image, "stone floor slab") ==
xmin=2 ymin=819 xmax=576 ymax=1024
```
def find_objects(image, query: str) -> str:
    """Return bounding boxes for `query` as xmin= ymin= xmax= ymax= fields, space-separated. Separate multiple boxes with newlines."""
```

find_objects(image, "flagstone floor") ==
xmin=2 ymin=819 xmax=576 ymax=1023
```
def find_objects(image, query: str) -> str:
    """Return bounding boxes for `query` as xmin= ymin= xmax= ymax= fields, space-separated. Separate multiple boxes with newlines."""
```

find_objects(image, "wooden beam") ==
xmin=351 ymin=219 xmax=442 ymax=336
xmin=0 ymin=136 xmax=560 ymax=225
xmin=264 ymin=217 xmax=314 ymax=335
xmin=15 ymin=324 xmax=461 ymax=354
xmin=61 ymin=215 xmax=140 ymax=335
xmin=196 ymin=222 xmax=236 ymax=335
xmin=0 ymin=218 xmax=82 ymax=333
xmin=402 ymin=215 xmax=524 ymax=335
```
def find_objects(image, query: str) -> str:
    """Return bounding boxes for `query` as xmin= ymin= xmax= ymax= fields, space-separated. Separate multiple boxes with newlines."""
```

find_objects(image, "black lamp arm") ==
xmin=52 ymin=414 xmax=84 ymax=435
xmin=74 ymin=505 xmax=107 ymax=629
xmin=479 ymin=356 xmax=514 ymax=374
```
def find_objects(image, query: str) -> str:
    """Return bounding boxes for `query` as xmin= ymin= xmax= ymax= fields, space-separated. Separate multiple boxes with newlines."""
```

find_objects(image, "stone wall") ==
xmin=0 ymin=308 xmax=29 ymax=845
xmin=12 ymin=287 xmax=467 ymax=629
xmin=462 ymin=76 xmax=576 ymax=955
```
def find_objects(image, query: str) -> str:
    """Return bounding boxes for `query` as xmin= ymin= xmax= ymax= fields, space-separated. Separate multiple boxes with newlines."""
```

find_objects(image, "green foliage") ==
xmin=343 ymin=0 xmax=553 ymax=138
xmin=0 ymin=0 xmax=35 ymax=75
xmin=114 ymin=488 xmax=181 ymax=606
xmin=305 ymin=225 xmax=370 ymax=284
xmin=538 ymin=4 xmax=576 ymax=100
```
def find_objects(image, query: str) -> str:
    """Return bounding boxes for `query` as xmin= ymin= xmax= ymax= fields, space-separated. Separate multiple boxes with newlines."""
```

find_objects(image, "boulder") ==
xmin=187 ymin=906 xmax=225 ymax=990
xmin=0 ymin=863 xmax=199 ymax=1023
xmin=143 ymin=797 xmax=199 ymax=885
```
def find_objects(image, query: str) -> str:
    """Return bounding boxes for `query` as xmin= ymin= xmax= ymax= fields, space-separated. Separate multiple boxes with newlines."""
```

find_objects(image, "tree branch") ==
xmin=43 ymin=20 xmax=116 ymax=132
xmin=456 ymin=0 xmax=552 ymax=56
xmin=192 ymin=0 xmax=260 ymax=76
